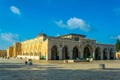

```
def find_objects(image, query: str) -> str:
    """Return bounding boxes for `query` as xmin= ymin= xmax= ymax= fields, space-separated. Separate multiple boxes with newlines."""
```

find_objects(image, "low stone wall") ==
xmin=68 ymin=60 xmax=74 ymax=63
xmin=17 ymin=55 xmax=40 ymax=60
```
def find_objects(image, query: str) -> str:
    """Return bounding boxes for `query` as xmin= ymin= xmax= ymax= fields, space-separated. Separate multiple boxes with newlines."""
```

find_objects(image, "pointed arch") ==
xmin=95 ymin=47 xmax=101 ymax=60
xmin=110 ymin=48 xmax=114 ymax=59
xmin=51 ymin=45 xmax=58 ymax=60
xmin=62 ymin=46 xmax=69 ymax=60
xmin=73 ymin=47 xmax=79 ymax=59
xmin=103 ymin=48 xmax=107 ymax=60
xmin=83 ymin=45 xmax=93 ymax=58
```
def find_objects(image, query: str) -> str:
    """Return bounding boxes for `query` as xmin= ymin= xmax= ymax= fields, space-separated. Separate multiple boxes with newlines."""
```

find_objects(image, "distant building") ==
xmin=116 ymin=52 xmax=120 ymax=59
xmin=0 ymin=50 xmax=7 ymax=57
xmin=7 ymin=33 xmax=116 ymax=60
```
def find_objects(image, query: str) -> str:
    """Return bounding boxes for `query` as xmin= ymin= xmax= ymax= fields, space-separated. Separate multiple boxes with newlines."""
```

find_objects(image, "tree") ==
xmin=116 ymin=39 xmax=120 ymax=52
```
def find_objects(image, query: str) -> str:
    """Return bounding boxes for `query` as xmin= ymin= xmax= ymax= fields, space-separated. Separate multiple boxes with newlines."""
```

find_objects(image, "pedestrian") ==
xmin=25 ymin=61 xmax=27 ymax=65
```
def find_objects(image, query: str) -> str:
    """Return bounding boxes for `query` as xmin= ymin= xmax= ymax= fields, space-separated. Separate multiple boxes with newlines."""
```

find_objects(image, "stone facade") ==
xmin=7 ymin=33 xmax=116 ymax=60
xmin=0 ymin=50 xmax=7 ymax=57
xmin=7 ymin=46 xmax=13 ymax=57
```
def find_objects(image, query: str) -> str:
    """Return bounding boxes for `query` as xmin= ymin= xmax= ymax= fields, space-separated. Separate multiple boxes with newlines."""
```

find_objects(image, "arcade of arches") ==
xmin=51 ymin=45 xmax=115 ymax=60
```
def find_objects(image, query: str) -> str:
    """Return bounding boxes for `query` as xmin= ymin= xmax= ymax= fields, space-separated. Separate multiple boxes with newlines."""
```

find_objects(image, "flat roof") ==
xmin=57 ymin=33 xmax=86 ymax=38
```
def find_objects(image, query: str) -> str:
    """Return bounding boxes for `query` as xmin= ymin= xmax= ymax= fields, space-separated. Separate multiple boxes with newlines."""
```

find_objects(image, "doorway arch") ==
xmin=110 ymin=48 xmax=114 ymax=59
xmin=51 ymin=45 xmax=58 ymax=60
xmin=83 ymin=45 xmax=93 ymax=58
xmin=73 ymin=47 xmax=79 ymax=59
xmin=103 ymin=48 xmax=107 ymax=60
xmin=95 ymin=47 xmax=101 ymax=60
xmin=62 ymin=46 xmax=69 ymax=59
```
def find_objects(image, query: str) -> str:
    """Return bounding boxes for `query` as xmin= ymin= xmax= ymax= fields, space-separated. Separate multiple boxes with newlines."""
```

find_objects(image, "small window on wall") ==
xmin=74 ymin=37 xmax=79 ymax=41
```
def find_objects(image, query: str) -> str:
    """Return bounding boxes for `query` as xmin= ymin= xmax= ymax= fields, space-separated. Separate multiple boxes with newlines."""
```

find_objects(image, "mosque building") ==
xmin=7 ymin=33 xmax=116 ymax=60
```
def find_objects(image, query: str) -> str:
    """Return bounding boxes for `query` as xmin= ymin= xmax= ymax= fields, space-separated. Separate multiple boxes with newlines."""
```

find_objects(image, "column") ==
xmin=58 ymin=48 xmax=62 ymax=60
xmin=92 ymin=52 xmax=95 ymax=59
xmin=69 ymin=49 xmax=72 ymax=59
xmin=47 ymin=48 xmax=51 ymax=60
xmin=107 ymin=51 xmax=110 ymax=60
xmin=80 ymin=49 xmax=84 ymax=59
xmin=114 ymin=50 xmax=116 ymax=59
xmin=101 ymin=52 xmax=103 ymax=60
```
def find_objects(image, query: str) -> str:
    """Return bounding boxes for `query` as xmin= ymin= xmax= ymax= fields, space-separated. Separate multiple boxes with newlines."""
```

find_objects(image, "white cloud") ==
xmin=67 ymin=17 xmax=90 ymax=31
xmin=117 ymin=35 xmax=120 ymax=40
xmin=10 ymin=6 xmax=21 ymax=15
xmin=55 ymin=17 xmax=91 ymax=32
xmin=110 ymin=35 xmax=120 ymax=40
xmin=54 ymin=20 xmax=66 ymax=28
xmin=1 ymin=33 xmax=19 ymax=43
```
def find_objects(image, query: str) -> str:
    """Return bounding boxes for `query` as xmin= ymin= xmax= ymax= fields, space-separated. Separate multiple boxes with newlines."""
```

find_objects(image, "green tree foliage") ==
xmin=116 ymin=39 xmax=120 ymax=52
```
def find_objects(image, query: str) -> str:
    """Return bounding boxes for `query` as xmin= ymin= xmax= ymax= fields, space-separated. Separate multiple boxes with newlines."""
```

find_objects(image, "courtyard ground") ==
xmin=0 ymin=58 xmax=120 ymax=80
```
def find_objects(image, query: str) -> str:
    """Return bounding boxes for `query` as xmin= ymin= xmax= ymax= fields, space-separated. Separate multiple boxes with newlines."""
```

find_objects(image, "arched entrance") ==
xmin=83 ymin=45 xmax=93 ymax=58
xmin=110 ymin=48 xmax=114 ymax=59
xmin=103 ymin=48 xmax=107 ymax=60
xmin=73 ymin=47 xmax=79 ymax=59
xmin=51 ymin=45 xmax=58 ymax=60
xmin=62 ymin=46 xmax=69 ymax=60
xmin=95 ymin=47 xmax=101 ymax=60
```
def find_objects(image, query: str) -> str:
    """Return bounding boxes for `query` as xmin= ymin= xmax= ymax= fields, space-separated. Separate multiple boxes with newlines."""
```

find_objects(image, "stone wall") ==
xmin=48 ymin=37 xmax=115 ymax=60
xmin=0 ymin=50 xmax=7 ymax=57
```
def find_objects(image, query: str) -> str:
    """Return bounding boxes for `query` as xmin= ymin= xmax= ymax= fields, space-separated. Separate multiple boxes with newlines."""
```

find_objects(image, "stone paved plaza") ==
xmin=0 ymin=58 xmax=120 ymax=80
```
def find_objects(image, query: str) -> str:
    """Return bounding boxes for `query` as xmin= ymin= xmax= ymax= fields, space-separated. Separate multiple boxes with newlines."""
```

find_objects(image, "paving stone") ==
xmin=0 ymin=58 xmax=120 ymax=80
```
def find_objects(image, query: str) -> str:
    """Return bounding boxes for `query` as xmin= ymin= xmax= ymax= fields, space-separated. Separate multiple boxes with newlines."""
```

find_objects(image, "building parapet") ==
xmin=96 ymin=43 xmax=115 ymax=46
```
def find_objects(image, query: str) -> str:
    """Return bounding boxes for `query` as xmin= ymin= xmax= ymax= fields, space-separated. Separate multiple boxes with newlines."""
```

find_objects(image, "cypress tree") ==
xmin=116 ymin=39 xmax=120 ymax=52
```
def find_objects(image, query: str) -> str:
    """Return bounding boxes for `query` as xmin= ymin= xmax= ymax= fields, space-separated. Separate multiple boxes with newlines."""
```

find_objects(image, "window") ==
xmin=74 ymin=37 xmax=79 ymax=41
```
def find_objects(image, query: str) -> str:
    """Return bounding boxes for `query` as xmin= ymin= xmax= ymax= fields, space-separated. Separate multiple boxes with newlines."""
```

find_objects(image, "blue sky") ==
xmin=0 ymin=0 xmax=120 ymax=49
